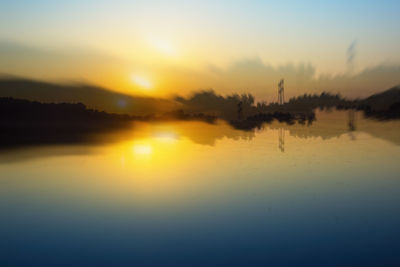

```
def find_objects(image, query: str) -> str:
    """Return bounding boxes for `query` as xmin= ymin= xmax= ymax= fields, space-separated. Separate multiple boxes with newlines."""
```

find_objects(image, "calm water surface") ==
xmin=1 ymin=110 xmax=400 ymax=266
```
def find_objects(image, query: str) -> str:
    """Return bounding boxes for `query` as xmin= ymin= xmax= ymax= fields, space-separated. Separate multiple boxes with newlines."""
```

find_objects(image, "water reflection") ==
xmin=132 ymin=143 xmax=153 ymax=156
xmin=279 ymin=128 xmax=285 ymax=152
xmin=1 ymin=110 xmax=400 ymax=164
xmin=348 ymin=109 xmax=356 ymax=132
xmin=348 ymin=109 xmax=357 ymax=140
xmin=1 ymin=110 xmax=400 ymax=266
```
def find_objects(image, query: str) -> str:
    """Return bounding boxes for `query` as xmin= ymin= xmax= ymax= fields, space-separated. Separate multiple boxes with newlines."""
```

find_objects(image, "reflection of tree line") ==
xmin=2 ymin=112 xmax=400 ymax=164
xmin=279 ymin=128 xmax=285 ymax=152
xmin=0 ymin=97 xmax=217 ymax=149
xmin=260 ymin=110 xmax=400 ymax=147
xmin=2 ymin=96 xmax=400 ymax=151
xmin=348 ymin=110 xmax=356 ymax=140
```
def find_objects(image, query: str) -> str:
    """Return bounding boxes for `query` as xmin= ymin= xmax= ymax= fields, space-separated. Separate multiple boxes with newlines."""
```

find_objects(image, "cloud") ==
xmin=1 ymin=41 xmax=400 ymax=102
xmin=347 ymin=41 xmax=356 ymax=65
xmin=203 ymin=58 xmax=400 ymax=100
xmin=346 ymin=40 xmax=357 ymax=73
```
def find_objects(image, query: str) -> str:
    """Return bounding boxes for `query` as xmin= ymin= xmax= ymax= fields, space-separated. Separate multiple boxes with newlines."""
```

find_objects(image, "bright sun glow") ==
xmin=149 ymin=37 xmax=177 ymax=57
xmin=132 ymin=144 xmax=153 ymax=156
xmin=132 ymin=75 xmax=152 ymax=89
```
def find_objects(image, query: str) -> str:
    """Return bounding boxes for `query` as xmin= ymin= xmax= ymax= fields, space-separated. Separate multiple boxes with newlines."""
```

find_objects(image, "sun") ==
xmin=132 ymin=75 xmax=152 ymax=89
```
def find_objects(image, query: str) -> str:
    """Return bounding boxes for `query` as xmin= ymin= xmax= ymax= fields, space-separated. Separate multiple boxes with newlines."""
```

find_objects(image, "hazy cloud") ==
xmin=1 ymin=41 xmax=400 ymax=102
xmin=346 ymin=40 xmax=357 ymax=73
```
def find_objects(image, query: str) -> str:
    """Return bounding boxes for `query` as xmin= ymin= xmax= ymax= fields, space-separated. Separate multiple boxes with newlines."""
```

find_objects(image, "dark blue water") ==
xmin=1 ymin=118 xmax=400 ymax=266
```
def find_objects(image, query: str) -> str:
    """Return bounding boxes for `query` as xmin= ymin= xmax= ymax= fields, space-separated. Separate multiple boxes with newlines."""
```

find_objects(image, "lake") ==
xmin=1 ymin=110 xmax=400 ymax=266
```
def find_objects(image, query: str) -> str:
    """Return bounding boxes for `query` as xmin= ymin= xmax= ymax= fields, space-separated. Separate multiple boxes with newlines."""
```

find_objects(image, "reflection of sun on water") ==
xmin=6 ymin=119 xmax=400 ymax=212
xmin=84 ymin=122 xmax=245 ymax=206
xmin=153 ymin=131 xmax=178 ymax=143
xmin=131 ymin=131 xmax=178 ymax=157
xmin=132 ymin=144 xmax=153 ymax=156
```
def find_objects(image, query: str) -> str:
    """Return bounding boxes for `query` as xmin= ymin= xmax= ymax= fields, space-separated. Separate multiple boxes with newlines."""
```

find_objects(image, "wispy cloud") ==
xmin=1 ymin=41 xmax=400 ymax=101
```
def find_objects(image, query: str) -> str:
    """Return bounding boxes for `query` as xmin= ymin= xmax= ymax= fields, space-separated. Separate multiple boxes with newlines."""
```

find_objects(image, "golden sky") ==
xmin=1 ymin=1 xmax=400 ymax=100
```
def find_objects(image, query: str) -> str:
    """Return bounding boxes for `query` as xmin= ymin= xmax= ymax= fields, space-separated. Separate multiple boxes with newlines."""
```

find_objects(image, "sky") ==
xmin=1 ymin=0 xmax=400 ymax=100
